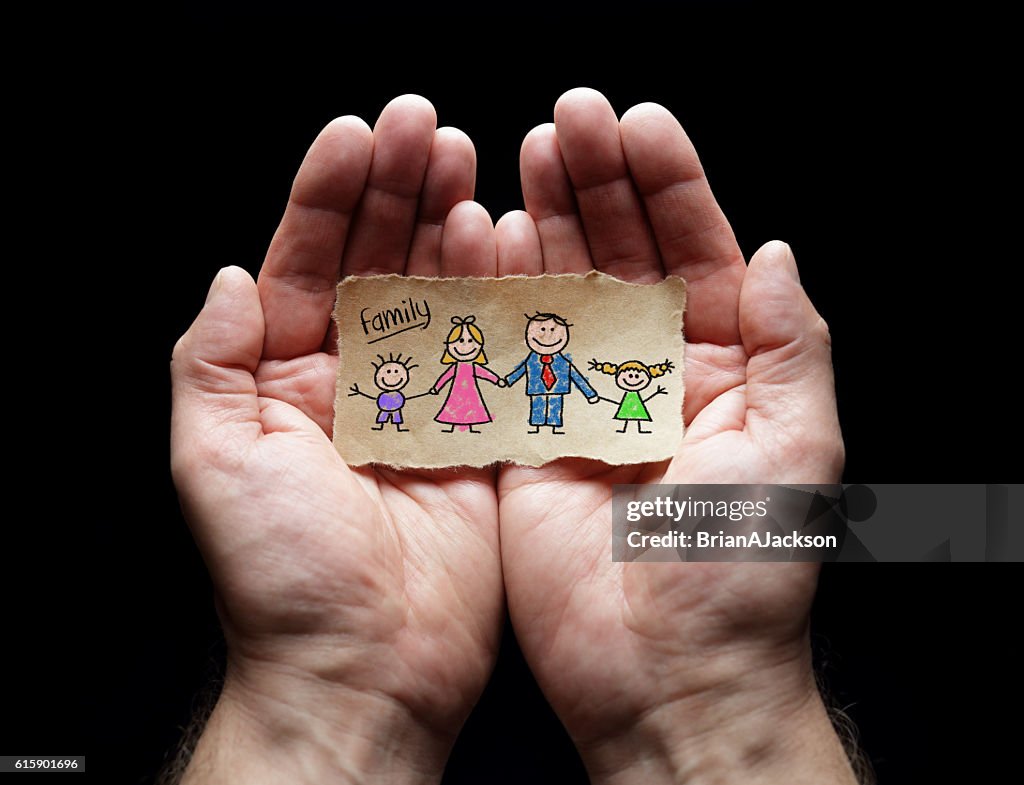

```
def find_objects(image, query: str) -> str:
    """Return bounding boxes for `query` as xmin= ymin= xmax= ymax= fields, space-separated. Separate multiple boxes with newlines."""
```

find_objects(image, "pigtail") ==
xmin=648 ymin=358 xmax=675 ymax=378
xmin=588 ymin=359 xmax=619 ymax=375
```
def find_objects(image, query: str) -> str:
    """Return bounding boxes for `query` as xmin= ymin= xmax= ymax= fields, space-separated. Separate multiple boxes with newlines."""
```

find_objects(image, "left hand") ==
xmin=172 ymin=96 xmax=504 ymax=784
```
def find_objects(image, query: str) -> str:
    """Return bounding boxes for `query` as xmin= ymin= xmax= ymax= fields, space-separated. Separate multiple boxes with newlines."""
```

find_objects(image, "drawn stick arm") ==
xmin=348 ymin=382 xmax=375 ymax=399
xmin=642 ymin=385 xmax=668 ymax=402
xmin=568 ymin=361 xmax=597 ymax=398
xmin=432 ymin=366 xmax=456 ymax=391
xmin=505 ymin=358 xmax=528 ymax=386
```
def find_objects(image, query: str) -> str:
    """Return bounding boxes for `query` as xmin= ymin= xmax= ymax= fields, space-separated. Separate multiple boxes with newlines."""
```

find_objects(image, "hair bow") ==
xmin=450 ymin=315 xmax=476 ymax=325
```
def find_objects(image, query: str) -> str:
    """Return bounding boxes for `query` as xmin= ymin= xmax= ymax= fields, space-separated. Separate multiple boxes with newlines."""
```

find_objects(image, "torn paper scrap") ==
xmin=333 ymin=271 xmax=686 ymax=468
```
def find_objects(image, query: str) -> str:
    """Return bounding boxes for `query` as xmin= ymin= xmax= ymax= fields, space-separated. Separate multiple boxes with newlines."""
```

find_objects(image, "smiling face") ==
xmin=615 ymin=366 xmax=652 ymax=391
xmin=446 ymin=332 xmax=482 ymax=361
xmin=526 ymin=319 xmax=569 ymax=354
xmin=374 ymin=361 xmax=410 ymax=390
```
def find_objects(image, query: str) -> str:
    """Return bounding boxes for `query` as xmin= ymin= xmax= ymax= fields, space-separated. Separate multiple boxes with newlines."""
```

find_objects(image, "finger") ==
xmin=553 ymin=88 xmax=663 ymax=283
xmin=740 ymin=242 xmax=844 ymax=481
xmin=341 ymin=95 xmax=437 ymax=276
xmin=258 ymin=116 xmax=373 ymax=360
xmin=171 ymin=267 xmax=265 ymax=483
xmin=496 ymin=210 xmax=543 ymax=276
xmin=619 ymin=102 xmax=746 ymax=343
xmin=406 ymin=127 xmax=477 ymax=276
xmin=254 ymin=354 xmax=338 ymax=437
xmin=440 ymin=200 xmax=497 ymax=277
xmin=520 ymin=124 xmax=592 ymax=273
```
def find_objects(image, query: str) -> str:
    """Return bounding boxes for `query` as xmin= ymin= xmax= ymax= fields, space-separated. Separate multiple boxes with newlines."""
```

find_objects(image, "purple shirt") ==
xmin=376 ymin=391 xmax=405 ymax=411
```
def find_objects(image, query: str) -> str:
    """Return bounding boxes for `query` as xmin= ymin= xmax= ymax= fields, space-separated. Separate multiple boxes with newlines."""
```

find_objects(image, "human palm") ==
xmin=171 ymin=97 xmax=504 ymax=744
xmin=173 ymin=89 xmax=851 ymax=783
xmin=495 ymin=90 xmax=845 ymax=755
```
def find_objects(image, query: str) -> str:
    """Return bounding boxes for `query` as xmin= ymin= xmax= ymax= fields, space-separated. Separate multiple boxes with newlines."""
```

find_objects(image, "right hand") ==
xmin=495 ymin=89 xmax=855 ymax=784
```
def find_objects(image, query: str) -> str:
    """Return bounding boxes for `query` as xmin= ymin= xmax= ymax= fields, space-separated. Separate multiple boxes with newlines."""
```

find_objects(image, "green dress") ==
xmin=614 ymin=391 xmax=651 ymax=421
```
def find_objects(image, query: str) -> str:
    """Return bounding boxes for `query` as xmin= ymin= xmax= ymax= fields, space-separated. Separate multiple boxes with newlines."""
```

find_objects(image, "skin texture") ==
xmin=172 ymin=98 xmax=503 ymax=784
xmin=495 ymin=88 xmax=854 ymax=785
xmin=170 ymin=90 xmax=857 ymax=784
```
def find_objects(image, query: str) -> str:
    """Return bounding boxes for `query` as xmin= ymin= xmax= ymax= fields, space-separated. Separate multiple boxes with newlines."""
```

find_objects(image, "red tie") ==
xmin=540 ymin=354 xmax=556 ymax=390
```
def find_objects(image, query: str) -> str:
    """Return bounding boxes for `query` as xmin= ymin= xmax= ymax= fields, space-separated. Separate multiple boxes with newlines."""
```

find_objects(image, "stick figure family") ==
xmin=348 ymin=313 xmax=674 ymax=435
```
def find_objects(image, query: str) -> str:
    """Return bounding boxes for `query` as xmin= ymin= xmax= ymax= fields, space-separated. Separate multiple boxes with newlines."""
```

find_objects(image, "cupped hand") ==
xmin=496 ymin=89 xmax=857 ymax=784
xmin=171 ymin=96 xmax=503 ymax=784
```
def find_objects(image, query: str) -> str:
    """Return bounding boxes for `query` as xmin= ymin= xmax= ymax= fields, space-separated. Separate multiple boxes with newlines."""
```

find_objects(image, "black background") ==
xmin=27 ymin=3 xmax=1015 ymax=783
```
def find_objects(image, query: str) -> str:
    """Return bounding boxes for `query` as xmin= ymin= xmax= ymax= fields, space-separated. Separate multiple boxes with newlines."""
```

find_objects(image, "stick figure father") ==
xmin=504 ymin=312 xmax=599 ymax=434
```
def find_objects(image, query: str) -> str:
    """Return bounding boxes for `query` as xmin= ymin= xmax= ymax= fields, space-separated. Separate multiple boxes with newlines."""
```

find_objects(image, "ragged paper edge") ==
xmin=332 ymin=270 xmax=687 ymax=469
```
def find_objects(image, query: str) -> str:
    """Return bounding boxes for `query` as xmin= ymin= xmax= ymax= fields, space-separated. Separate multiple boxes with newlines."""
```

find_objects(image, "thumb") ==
xmin=739 ymin=241 xmax=844 ymax=481
xmin=171 ymin=267 xmax=265 ymax=480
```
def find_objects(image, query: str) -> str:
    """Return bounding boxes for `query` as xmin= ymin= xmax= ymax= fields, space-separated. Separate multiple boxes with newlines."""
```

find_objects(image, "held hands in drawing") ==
xmin=171 ymin=90 xmax=855 ymax=783
xmin=171 ymin=97 xmax=504 ymax=785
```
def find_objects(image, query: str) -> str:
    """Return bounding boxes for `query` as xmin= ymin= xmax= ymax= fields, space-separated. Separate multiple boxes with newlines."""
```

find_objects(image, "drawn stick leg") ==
xmin=547 ymin=395 xmax=565 ymax=434
xmin=391 ymin=409 xmax=409 ymax=432
xmin=528 ymin=395 xmax=546 ymax=434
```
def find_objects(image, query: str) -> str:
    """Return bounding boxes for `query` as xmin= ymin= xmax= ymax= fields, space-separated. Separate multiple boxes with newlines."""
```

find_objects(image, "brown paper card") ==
xmin=332 ymin=271 xmax=686 ymax=468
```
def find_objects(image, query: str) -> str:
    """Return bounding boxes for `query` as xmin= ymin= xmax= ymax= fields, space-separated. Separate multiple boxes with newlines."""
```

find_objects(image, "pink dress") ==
xmin=433 ymin=362 xmax=499 ymax=425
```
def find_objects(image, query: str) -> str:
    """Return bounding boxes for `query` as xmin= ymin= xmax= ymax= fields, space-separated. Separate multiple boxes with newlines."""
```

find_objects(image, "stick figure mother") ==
xmin=430 ymin=316 xmax=505 ymax=433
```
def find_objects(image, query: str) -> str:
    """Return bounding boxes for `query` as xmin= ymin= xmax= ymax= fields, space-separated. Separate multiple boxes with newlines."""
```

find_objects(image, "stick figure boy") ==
xmin=504 ymin=312 xmax=599 ymax=434
xmin=348 ymin=353 xmax=430 ymax=432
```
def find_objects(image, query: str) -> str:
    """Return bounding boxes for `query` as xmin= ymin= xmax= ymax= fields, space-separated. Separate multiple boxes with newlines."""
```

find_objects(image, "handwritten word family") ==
xmin=359 ymin=298 xmax=431 ymax=344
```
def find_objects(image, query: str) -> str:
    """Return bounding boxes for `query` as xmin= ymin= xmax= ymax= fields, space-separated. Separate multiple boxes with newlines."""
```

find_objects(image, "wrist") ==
xmin=576 ymin=646 xmax=859 ymax=785
xmin=183 ymin=656 xmax=449 ymax=785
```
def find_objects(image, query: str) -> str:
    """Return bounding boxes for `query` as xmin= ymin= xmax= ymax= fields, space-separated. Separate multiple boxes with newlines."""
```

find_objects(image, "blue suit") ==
xmin=506 ymin=352 xmax=596 ymax=427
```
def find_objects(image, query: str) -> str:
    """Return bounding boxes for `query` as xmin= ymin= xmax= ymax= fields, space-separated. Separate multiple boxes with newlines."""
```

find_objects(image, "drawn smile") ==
xmin=450 ymin=345 xmax=478 ymax=357
xmin=533 ymin=339 xmax=563 ymax=347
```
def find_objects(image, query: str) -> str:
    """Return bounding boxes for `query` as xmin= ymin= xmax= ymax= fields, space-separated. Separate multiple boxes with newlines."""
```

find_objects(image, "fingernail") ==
xmin=205 ymin=269 xmax=225 ymax=304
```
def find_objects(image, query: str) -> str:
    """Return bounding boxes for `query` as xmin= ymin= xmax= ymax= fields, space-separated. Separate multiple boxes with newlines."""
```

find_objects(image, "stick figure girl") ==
xmin=431 ymin=316 xmax=506 ymax=433
xmin=348 ymin=353 xmax=431 ymax=432
xmin=587 ymin=358 xmax=675 ymax=433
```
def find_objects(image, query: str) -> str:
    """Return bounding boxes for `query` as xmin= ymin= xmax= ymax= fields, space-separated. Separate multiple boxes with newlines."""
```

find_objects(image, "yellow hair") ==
xmin=441 ymin=321 xmax=488 ymax=364
xmin=591 ymin=359 xmax=674 ymax=377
